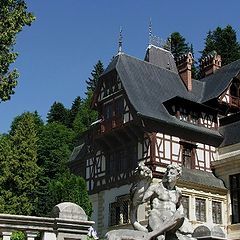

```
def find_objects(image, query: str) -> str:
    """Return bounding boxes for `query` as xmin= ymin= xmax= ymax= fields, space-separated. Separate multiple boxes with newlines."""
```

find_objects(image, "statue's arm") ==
xmin=176 ymin=189 xmax=184 ymax=214
xmin=142 ymin=184 xmax=155 ymax=203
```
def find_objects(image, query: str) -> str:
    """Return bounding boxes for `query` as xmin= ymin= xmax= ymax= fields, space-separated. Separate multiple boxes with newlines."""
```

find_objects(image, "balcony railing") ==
xmin=99 ymin=115 xmax=123 ymax=134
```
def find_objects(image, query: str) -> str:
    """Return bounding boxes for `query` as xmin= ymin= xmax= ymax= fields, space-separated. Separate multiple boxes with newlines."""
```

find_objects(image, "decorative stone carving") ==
xmin=193 ymin=225 xmax=226 ymax=239
xmin=51 ymin=202 xmax=88 ymax=221
xmin=105 ymin=163 xmax=196 ymax=240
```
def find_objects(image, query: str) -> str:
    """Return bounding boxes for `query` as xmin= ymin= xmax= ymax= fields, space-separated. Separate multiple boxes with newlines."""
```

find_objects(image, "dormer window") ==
xmin=230 ymin=78 xmax=240 ymax=108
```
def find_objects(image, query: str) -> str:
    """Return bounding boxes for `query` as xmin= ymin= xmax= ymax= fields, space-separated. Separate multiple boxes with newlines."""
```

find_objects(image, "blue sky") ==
xmin=0 ymin=0 xmax=239 ymax=133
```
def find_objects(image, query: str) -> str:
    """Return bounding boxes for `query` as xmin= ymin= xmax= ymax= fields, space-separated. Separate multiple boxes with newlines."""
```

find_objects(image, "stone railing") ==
xmin=0 ymin=202 xmax=94 ymax=240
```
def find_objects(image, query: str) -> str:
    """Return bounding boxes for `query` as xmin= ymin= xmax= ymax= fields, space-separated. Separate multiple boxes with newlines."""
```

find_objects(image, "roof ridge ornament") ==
xmin=148 ymin=19 xmax=170 ymax=50
xmin=118 ymin=26 xmax=123 ymax=54
xmin=149 ymin=18 xmax=152 ymax=45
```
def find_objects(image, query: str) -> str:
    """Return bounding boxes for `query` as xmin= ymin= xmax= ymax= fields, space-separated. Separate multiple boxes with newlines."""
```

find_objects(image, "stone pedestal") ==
xmin=2 ymin=232 xmax=12 ymax=240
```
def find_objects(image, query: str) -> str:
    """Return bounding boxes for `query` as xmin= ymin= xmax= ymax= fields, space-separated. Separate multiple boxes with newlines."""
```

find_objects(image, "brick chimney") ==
xmin=200 ymin=51 xmax=221 ymax=78
xmin=175 ymin=52 xmax=193 ymax=91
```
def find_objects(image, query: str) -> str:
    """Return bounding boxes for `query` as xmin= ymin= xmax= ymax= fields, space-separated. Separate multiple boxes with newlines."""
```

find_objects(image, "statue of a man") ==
xmin=106 ymin=163 xmax=194 ymax=240
xmin=142 ymin=164 xmax=193 ymax=240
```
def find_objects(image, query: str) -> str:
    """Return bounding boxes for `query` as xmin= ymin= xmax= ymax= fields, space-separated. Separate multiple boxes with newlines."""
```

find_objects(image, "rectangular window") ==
xmin=115 ymin=97 xmax=124 ymax=116
xmin=181 ymin=142 xmax=195 ymax=169
xmin=212 ymin=201 xmax=222 ymax=224
xmin=196 ymin=198 xmax=206 ymax=222
xmin=109 ymin=195 xmax=130 ymax=226
xmin=230 ymin=173 xmax=240 ymax=223
xmin=103 ymin=102 xmax=113 ymax=120
xmin=182 ymin=196 xmax=189 ymax=219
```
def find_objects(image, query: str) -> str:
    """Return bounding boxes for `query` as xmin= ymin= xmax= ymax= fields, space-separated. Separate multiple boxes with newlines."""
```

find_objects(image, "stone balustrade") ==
xmin=0 ymin=202 xmax=94 ymax=240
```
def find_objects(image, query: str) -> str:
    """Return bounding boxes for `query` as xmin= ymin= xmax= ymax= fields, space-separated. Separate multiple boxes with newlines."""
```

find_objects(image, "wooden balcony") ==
xmin=99 ymin=115 xmax=124 ymax=134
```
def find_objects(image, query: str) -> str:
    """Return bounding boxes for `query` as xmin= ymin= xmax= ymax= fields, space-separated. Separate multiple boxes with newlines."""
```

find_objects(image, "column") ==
xmin=26 ymin=231 xmax=38 ymax=240
xmin=2 ymin=231 xmax=12 ymax=240
xmin=41 ymin=232 xmax=57 ymax=240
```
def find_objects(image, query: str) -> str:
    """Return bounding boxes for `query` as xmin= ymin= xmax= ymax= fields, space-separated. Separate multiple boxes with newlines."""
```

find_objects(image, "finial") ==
xmin=149 ymin=18 xmax=152 ymax=44
xmin=118 ymin=26 xmax=123 ymax=54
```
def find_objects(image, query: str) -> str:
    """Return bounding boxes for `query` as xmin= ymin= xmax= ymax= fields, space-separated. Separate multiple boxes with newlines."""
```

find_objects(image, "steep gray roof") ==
xmin=180 ymin=167 xmax=226 ymax=189
xmin=102 ymin=53 xmax=223 ymax=146
xmin=144 ymin=45 xmax=178 ymax=73
xmin=200 ymin=59 xmax=240 ymax=103
xmin=219 ymin=112 xmax=240 ymax=147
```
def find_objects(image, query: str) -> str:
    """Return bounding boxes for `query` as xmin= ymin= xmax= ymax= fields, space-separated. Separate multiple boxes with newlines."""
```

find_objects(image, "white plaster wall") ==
xmin=90 ymin=193 xmax=99 ymax=226
xmin=103 ymin=184 xmax=131 ymax=232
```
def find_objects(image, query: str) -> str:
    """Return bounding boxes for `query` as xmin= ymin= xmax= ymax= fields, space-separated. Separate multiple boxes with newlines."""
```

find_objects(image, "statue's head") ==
xmin=135 ymin=161 xmax=153 ymax=180
xmin=163 ymin=164 xmax=182 ymax=185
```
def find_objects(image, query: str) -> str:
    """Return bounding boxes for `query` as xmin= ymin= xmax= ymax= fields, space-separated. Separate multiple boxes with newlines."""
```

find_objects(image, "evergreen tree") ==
xmin=201 ymin=25 xmax=240 ymax=66
xmin=48 ymin=172 xmax=92 ymax=218
xmin=170 ymin=32 xmax=190 ymax=59
xmin=86 ymin=60 xmax=104 ymax=93
xmin=73 ymin=91 xmax=98 ymax=140
xmin=0 ymin=112 xmax=40 ymax=215
xmin=47 ymin=101 xmax=69 ymax=126
xmin=68 ymin=96 xmax=82 ymax=128
xmin=0 ymin=0 xmax=35 ymax=101
xmin=10 ymin=111 xmax=43 ymax=135
xmin=35 ymin=122 xmax=75 ymax=216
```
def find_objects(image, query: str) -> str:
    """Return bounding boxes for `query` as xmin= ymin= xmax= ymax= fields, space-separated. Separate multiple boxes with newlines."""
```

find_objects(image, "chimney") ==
xmin=175 ymin=52 xmax=193 ymax=91
xmin=200 ymin=51 xmax=221 ymax=78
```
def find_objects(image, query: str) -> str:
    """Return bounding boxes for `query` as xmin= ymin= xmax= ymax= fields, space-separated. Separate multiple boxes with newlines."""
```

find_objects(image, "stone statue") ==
xmin=130 ymin=161 xmax=152 ymax=232
xmin=105 ymin=163 xmax=195 ymax=240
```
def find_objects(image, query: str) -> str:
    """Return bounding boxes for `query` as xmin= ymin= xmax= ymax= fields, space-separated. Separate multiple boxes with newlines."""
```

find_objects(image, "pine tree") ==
xmin=68 ymin=96 xmax=82 ymax=128
xmin=201 ymin=25 xmax=240 ymax=66
xmin=0 ymin=0 xmax=35 ymax=101
xmin=73 ymin=92 xmax=98 ymax=140
xmin=35 ymin=122 xmax=75 ymax=216
xmin=0 ymin=112 xmax=40 ymax=215
xmin=170 ymin=32 xmax=190 ymax=59
xmin=86 ymin=60 xmax=104 ymax=93
xmin=47 ymin=101 xmax=69 ymax=126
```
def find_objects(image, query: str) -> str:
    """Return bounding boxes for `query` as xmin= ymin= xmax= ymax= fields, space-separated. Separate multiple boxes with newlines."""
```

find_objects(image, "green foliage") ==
xmin=86 ymin=60 xmax=104 ymax=93
xmin=0 ymin=0 xmax=35 ymax=101
xmin=10 ymin=231 xmax=26 ymax=240
xmin=47 ymin=101 xmax=69 ymax=126
xmin=0 ymin=112 xmax=40 ymax=215
xmin=170 ymin=32 xmax=190 ymax=59
xmin=201 ymin=25 xmax=240 ymax=66
xmin=9 ymin=111 xmax=43 ymax=135
xmin=35 ymin=122 xmax=75 ymax=216
xmin=68 ymin=96 xmax=82 ymax=128
xmin=73 ymin=91 xmax=98 ymax=142
xmin=48 ymin=172 xmax=92 ymax=217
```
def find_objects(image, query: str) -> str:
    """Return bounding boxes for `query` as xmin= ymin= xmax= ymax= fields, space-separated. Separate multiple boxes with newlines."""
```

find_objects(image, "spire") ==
xmin=149 ymin=18 xmax=152 ymax=44
xmin=118 ymin=26 xmax=123 ymax=54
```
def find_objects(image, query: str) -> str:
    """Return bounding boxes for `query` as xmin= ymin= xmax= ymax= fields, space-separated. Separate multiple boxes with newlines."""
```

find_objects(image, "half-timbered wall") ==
xmin=154 ymin=133 xmax=215 ymax=172
xmin=219 ymin=78 xmax=240 ymax=111
xmin=85 ymin=141 xmax=140 ymax=192
xmin=86 ymin=150 xmax=106 ymax=191
xmin=98 ymin=75 xmax=122 ymax=101
xmin=138 ymin=136 xmax=151 ymax=163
